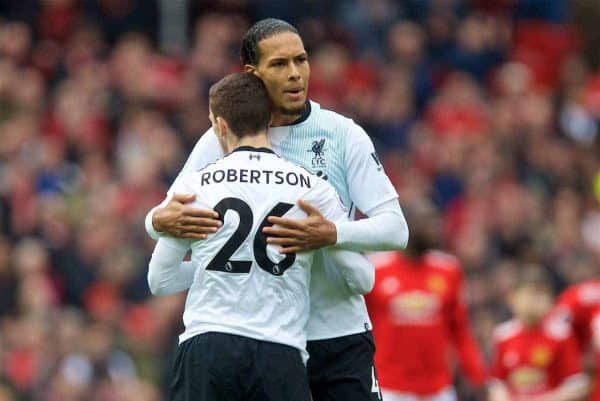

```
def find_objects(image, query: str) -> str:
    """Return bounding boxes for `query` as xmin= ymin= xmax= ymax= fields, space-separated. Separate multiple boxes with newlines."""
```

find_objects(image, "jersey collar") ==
xmin=231 ymin=146 xmax=275 ymax=154
xmin=289 ymin=101 xmax=311 ymax=125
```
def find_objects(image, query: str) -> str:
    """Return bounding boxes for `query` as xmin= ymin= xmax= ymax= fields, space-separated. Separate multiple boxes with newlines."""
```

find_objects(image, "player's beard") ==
xmin=279 ymin=102 xmax=307 ymax=117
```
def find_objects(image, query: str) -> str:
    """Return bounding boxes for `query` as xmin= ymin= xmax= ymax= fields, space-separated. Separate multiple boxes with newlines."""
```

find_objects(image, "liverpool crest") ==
xmin=309 ymin=138 xmax=326 ymax=168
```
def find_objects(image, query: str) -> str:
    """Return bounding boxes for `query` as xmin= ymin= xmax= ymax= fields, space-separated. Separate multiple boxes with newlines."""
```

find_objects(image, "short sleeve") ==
xmin=344 ymin=122 xmax=398 ymax=214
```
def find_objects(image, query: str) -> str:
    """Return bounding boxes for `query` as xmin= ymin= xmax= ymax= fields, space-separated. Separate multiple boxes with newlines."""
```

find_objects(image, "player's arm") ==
xmin=448 ymin=266 xmax=488 ymax=387
xmin=334 ymin=123 xmax=408 ymax=251
xmin=488 ymin=335 xmax=511 ymax=401
xmin=147 ymin=236 xmax=194 ymax=296
xmin=146 ymin=175 xmax=206 ymax=295
xmin=527 ymin=375 xmax=589 ymax=401
xmin=264 ymin=123 xmax=408 ymax=253
xmin=334 ymin=198 xmax=408 ymax=252
xmin=145 ymin=128 xmax=223 ymax=241
xmin=325 ymin=249 xmax=374 ymax=294
xmin=305 ymin=181 xmax=375 ymax=294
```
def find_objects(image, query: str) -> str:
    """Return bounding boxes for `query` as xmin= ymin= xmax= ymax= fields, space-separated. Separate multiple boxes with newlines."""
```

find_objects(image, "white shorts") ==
xmin=381 ymin=387 xmax=457 ymax=401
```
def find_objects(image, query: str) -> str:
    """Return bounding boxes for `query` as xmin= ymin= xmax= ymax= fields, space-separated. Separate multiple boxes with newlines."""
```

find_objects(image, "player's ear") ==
xmin=216 ymin=117 xmax=228 ymax=137
xmin=244 ymin=64 xmax=258 ymax=76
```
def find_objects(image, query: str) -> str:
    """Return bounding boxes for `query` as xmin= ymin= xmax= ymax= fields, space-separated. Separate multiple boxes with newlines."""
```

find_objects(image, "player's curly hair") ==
xmin=240 ymin=18 xmax=299 ymax=66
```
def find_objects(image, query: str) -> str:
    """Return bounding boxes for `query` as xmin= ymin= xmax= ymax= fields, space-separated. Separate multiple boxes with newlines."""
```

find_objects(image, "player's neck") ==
xmin=271 ymin=102 xmax=310 ymax=127
xmin=518 ymin=317 xmax=542 ymax=329
xmin=232 ymin=132 xmax=271 ymax=151
xmin=271 ymin=112 xmax=302 ymax=127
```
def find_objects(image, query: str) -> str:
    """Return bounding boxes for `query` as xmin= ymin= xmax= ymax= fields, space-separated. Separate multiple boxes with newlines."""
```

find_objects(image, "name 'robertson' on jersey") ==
xmin=199 ymin=167 xmax=312 ymax=188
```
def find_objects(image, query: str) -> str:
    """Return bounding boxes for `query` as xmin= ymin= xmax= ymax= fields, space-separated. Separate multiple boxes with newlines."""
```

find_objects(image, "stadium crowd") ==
xmin=0 ymin=0 xmax=599 ymax=400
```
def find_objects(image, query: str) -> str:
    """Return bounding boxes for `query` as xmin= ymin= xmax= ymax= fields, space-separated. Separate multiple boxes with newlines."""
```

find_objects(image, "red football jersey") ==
xmin=554 ymin=280 xmax=600 ymax=351
xmin=491 ymin=319 xmax=582 ymax=397
xmin=590 ymin=307 xmax=600 ymax=401
xmin=366 ymin=251 xmax=487 ymax=395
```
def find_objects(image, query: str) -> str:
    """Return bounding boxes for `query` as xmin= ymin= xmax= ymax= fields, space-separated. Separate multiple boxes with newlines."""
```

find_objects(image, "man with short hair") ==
xmin=148 ymin=72 xmax=373 ymax=401
xmin=146 ymin=18 xmax=409 ymax=401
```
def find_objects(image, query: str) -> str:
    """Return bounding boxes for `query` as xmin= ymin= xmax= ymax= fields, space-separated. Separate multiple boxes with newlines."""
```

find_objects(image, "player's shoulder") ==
xmin=182 ymin=150 xmax=233 ymax=188
xmin=169 ymin=169 xmax=201 ymax=196
xmin=192 ymin=153 xmax=226 ymax=173
xmin=189 ymin=127 xmax=223 ymax=160
xmin=493 ymin=319 xmax=524 ymax=343
xmin=311 ymin=101 xmax=368 ymax=139
xmin=577 ymin=280 xmax=600 ymax=303
xmin=423 ymin=250 xmax=461 ymax=273
xmin=557 ymin=285 xmax=579 ymax=307
xmin=313 ymin=102 xmax=351 ymax=126
xmin=560 ymin=280 xmax=600 ymax=305
xmin=542 ymin=316 xmax=573 ymax=341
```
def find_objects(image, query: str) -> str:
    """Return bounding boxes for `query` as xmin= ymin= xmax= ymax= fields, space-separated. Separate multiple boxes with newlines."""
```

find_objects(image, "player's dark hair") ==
xmin=241 ymin=18 xmax=300 ymax=66
xmin=209 ymin=72 xmax=271 ymax=137
xmin=403 ymin=201 xmax=440 ymax=257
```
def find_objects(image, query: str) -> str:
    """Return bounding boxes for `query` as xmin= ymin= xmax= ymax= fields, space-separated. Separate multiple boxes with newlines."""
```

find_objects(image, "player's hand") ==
xmin=152 ymin=193 xmax=221 ymax=240
xmin=263 ymin=199 xmax=337 ymax=253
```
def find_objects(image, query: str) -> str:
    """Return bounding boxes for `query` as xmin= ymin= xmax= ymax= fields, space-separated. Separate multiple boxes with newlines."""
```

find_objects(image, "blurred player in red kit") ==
xmin=554 ymin=280 xmax=600 ymax=400
xmin=489 ymin=266 xmax=589 ymax=401
xmin=589 ymin=306 xmax=600 ymax=401
xmin=554 ymin=280 xmax=600 ymax=352
xmin=366 ymin=203 xmax=487 ymax=401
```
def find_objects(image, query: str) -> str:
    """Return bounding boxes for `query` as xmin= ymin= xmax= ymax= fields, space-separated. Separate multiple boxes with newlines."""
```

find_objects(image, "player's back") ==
xmin=174 ymin=147 xmax=342 ymax=358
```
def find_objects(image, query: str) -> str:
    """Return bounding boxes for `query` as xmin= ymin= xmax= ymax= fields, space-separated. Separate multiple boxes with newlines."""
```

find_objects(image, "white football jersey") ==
xmin=147 ymin=101 xmax=399 ymax=340
xmin=161 ymin=147 xmax=347 ymax=358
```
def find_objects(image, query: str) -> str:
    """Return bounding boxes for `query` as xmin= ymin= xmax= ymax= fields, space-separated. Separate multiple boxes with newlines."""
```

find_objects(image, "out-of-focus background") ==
xmin=0 ymin=0 xmax=599 ymax=400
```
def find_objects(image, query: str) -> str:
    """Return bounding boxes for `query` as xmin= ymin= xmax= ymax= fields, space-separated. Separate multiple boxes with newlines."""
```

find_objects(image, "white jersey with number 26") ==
xmin=154 ymin=147 xmax=347 ymax=360
xmin=148 ymin=101 xmax=399 ymax=340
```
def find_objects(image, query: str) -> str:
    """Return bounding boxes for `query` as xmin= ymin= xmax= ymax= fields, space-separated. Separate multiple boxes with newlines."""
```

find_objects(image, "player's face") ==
xmin=510 ymin=286 xmax=553 ymax=326
xmin=247 ymin=32 xmax=310 ymax=119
